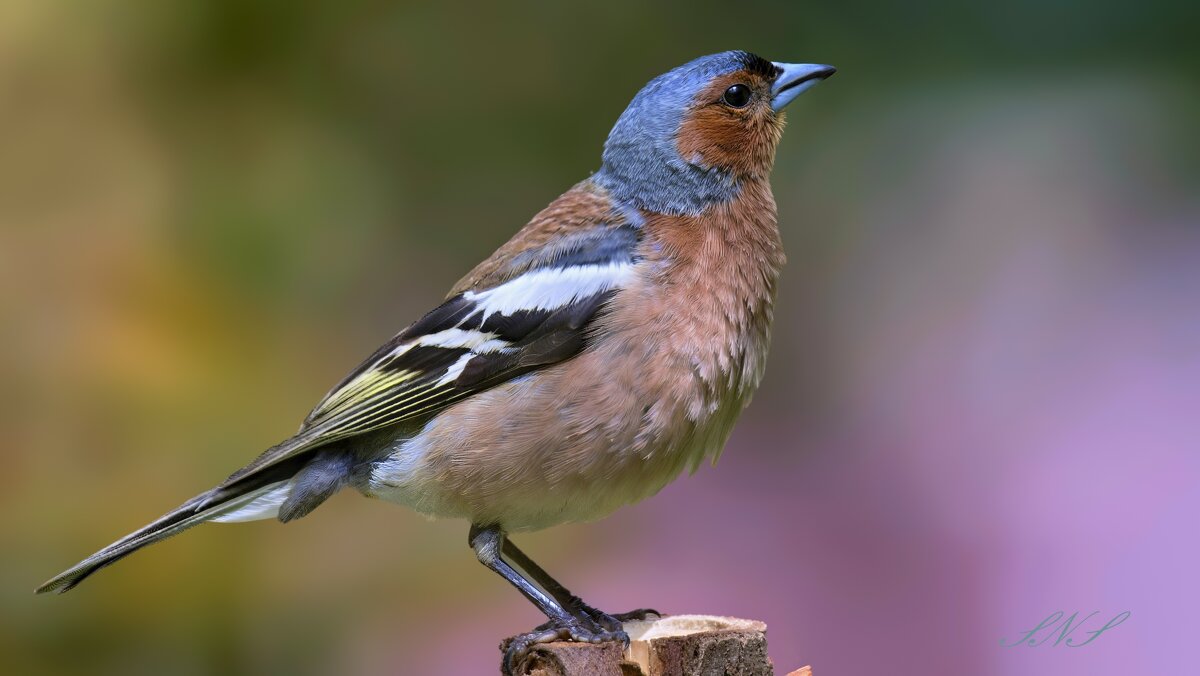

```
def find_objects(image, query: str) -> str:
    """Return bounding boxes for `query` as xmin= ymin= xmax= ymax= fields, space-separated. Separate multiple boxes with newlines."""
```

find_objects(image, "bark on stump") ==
xmin=504 ymin=614 xmax=809 ymax=676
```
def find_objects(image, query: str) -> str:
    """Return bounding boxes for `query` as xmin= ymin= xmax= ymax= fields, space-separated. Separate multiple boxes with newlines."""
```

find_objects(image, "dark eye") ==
xmin=722 ymin=84 xmax=752 ymax=108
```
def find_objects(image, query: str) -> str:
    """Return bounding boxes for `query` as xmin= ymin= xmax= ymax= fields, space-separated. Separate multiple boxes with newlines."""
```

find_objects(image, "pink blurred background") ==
xmin=3 ymin=1 xmax=1198 ymax=674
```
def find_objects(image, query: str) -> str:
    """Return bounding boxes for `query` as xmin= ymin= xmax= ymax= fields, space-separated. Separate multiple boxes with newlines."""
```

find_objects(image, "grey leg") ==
xmin=469 ymin=524 xmax=626 ymax=675
xmin=469 ymin=524 xmax=575 ymax=624
xmin=501 ymin=538 xmax=658 ymax=632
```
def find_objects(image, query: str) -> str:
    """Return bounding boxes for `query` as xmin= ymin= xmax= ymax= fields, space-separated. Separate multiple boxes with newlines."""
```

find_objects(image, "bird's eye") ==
xmin=722 ymin=84 xmax=752 ymax=108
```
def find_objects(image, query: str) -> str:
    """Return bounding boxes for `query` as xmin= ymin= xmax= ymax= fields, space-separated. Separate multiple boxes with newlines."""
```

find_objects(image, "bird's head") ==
xmin=595 ymin=50 xmax=835 ymax=215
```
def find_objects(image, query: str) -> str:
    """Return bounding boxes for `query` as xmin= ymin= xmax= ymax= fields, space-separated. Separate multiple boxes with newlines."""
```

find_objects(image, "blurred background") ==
xmin=3 ymin=1 xmax=1198 ymax=674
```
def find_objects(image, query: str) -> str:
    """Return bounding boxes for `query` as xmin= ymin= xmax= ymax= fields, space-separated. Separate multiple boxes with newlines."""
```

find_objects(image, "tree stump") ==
xmin=505 ymin=614 xmax=810 ymax=676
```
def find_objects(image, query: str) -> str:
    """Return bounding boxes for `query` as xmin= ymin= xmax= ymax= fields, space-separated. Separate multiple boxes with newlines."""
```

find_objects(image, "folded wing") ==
xmin=223 ymin=181 xmax=642 ymax=487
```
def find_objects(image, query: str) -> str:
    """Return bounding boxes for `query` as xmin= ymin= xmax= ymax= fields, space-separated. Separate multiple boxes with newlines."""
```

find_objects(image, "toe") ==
xmin=502 ymin=618 xmax=631 ymax=674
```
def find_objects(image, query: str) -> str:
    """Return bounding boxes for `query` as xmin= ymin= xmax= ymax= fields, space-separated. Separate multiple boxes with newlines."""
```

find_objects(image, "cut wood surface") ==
xmin=507 ymin=614 xmax=811 ymax=676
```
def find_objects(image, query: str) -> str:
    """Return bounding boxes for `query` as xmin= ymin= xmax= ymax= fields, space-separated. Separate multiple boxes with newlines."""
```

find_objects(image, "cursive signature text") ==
xmin=1001 ymin=610 xmax=1130 ymax=648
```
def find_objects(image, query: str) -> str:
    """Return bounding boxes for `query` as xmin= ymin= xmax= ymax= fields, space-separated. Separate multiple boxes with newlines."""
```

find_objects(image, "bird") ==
xmin=38 ymin=50 xmax=835 ymax=672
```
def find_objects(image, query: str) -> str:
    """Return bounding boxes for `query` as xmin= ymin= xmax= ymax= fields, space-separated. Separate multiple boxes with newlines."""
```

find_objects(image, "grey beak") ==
xmin=770 ymin=63 xmax=837 ymax=111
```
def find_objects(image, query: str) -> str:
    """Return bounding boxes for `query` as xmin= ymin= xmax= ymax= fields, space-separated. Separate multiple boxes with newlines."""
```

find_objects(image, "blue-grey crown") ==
xmin=593 ymin=51 xmax=776 ymax=216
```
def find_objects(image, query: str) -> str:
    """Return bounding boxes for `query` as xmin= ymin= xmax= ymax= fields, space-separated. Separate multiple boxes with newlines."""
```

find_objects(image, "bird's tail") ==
xmin=35 ymin=479 xmax=294 ymax=595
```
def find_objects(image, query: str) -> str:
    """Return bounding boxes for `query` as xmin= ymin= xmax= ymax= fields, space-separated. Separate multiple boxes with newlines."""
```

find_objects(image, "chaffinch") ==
xmin=39 ymin=50 xmax=834 ymax=672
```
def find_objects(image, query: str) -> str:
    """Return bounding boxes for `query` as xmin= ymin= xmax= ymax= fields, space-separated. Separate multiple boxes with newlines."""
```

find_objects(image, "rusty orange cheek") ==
xmin=676 ymin=106 xmax=780 ymax=176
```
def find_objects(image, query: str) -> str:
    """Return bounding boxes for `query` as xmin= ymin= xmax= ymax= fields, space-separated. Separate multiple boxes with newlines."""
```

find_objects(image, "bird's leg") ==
xmin=469 ymin=524 xmax=626 ymax=675
xmin=501 ymin=537 xmax=659 ymax=634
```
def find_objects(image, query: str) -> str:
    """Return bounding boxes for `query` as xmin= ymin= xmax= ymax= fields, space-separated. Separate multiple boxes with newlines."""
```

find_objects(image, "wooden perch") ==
xmin=504 ymin=614 xmax=811 ymax=676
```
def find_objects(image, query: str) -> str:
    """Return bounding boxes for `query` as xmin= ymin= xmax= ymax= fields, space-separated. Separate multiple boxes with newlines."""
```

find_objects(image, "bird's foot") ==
xmin=503 ymin=616 xmax=628 ymax=676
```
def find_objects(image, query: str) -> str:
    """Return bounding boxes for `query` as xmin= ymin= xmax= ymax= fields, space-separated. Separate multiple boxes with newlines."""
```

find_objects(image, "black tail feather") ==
xmin=36 ymin=491 xmax=219 ymax=594
xmin=37 ymin=446 xmax=349 ymax=595
xmin=36 ymin=474 xmax=292 ymax=595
